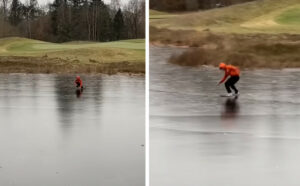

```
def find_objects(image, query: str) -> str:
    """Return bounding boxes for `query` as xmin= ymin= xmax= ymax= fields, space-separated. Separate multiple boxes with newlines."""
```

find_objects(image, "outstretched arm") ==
xmin=218 ymin=72 xmax=228 ymax=85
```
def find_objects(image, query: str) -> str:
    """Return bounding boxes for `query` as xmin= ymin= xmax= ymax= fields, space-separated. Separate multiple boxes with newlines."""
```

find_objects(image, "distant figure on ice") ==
xmin=75 ymin=76 xmax=83 ymax=89
xmin=218 ymin=62 xmax=240 ymax=97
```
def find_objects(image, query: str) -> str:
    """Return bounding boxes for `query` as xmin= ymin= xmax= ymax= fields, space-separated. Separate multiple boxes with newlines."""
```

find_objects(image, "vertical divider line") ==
xmin=145 ymin=0 xmax=150 ymax=185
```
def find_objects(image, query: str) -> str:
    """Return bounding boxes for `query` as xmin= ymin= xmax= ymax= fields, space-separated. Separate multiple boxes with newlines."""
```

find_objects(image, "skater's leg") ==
xmin=225 ymin=79 xmax=232 ymax=93
xmin=230 ymin=76 xmax=240 ymax=94
xmin=231 ymin=85 xmax=238 ymax=94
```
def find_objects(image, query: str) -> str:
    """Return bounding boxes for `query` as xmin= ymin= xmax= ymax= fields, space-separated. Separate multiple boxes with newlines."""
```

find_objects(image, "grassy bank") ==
xmin=0 ymin=37 xmax=145 ymax=74
xmin=150 ymin=0 xmax=300 ymax=68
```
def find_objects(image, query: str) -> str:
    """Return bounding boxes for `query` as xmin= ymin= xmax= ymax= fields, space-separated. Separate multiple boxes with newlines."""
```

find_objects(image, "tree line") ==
xmin=0 ymin=0 xmax=145 ymax=42
xmin=150 ymin=0 xmax=255 ymax=11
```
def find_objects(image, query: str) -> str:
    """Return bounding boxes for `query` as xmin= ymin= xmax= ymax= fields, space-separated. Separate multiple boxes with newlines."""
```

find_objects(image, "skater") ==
xmin=218 ymin=62 xmax=240 ymax=96
xmin=75 ymin=76 xmax=83 ymax=89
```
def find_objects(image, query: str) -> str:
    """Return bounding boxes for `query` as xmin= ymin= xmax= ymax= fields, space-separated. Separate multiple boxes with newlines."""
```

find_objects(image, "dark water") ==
xmin=0 ymin=74 xmax=144 ymax=186
xmin=150 ymin=46 xmax=300 ymax=186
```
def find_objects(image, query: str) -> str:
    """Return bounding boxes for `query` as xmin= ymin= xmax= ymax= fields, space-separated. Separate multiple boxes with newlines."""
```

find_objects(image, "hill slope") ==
xmin=151 ymin=0 xmax=300 ymax=34
xmin=0 ymin=37 xmax=145 ymax=74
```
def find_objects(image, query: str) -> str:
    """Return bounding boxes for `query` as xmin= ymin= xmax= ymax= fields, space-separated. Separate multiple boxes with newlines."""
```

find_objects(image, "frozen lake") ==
xmin=0 ymin=74 xmax=145 ymax=186
xmin=150 ymin=46 xmax=300 ymax=186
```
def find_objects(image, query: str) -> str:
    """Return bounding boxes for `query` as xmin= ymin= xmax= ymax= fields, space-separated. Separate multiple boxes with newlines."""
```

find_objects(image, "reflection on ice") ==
xmin=222 ymin=97 xmax=240 ymax=119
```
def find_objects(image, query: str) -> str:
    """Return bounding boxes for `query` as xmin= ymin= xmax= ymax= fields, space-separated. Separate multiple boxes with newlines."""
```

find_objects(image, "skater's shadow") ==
xmin=221 ymin=96 xmax=240 ymax=119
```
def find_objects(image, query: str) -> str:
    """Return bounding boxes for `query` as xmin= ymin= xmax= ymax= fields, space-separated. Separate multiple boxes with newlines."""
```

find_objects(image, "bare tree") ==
xmin=124 ymin=0 xmax=138 ymax=38
xmin=23 ymin=0 xmax=35 ymax=38
xmin=1 ymin=0 xmax=9 ymax=35
xmin=124 ymin=0 xmax=145 ymax=38
xmin=138 ymin=0 xmax=145 ymax=37
xmin=111 ymin=0 xmax=120 ymax=10
xmin=1 ymin=0 xmax=8 ymax=18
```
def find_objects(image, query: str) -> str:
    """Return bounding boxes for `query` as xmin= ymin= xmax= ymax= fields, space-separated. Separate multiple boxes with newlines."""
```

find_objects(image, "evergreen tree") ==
xmin=50 ymin=0 xmax=72 ymax=42
xmin=50 ymin=0 xmax=60 ymax=35
xmin=113 ymin=8 xmax=124 ymax=40
xmin=1 ymin=0 xmax=145 ymax=42
xmin=98 ymin=4 xmax=112 ymax=41
xmin=9 ymin=0 xmax=22 ymax=26
xmin=69 ymin=0 xmax=85 ymax=40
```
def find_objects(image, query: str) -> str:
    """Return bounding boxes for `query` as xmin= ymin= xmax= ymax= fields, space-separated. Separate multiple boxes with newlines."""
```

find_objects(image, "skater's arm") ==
xmin=219 ymin=72 xmax=229 ymax=84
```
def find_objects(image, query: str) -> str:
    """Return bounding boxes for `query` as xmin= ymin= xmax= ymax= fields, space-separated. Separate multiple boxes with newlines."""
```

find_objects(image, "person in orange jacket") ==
xmin=75 ymin=76 xmax=83 ymax=89
xmin=218 ymin=62 xmax=240 ymax=96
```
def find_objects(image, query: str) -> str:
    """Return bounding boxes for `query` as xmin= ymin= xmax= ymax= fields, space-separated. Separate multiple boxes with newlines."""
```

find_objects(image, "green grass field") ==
xmin=0 ymin=37 xmax=145 ymax=74
xmin=275 ymin=6 xmax=300 ymax=26
xmin=151 ymin=0 xmax=300 ymax=34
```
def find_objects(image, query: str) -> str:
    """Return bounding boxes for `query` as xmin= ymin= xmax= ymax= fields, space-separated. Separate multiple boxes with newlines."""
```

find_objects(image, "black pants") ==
xmin=225 ymin=76 xmax=239 ymax=94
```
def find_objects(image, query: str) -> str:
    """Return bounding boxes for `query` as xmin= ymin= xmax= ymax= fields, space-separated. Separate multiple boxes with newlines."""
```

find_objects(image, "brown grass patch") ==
xmin=167 ymin=31 xmax=300 ymax=69
xmin=0 ymin=56 xmax=145 ymax=74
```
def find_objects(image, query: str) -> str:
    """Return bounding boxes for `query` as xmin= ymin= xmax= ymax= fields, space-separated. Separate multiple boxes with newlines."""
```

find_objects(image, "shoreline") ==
xmin=0 ymin=37 xmax=145 ymax=75
xmin=150 ymin=43 xmax=300 ymax=70
xmin=0 ymin=71 xmax=146 ymax=76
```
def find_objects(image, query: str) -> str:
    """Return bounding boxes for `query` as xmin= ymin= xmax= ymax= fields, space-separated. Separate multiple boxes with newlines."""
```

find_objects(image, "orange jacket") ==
xmin=219 ymin=65 xmax=240 ymax=84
